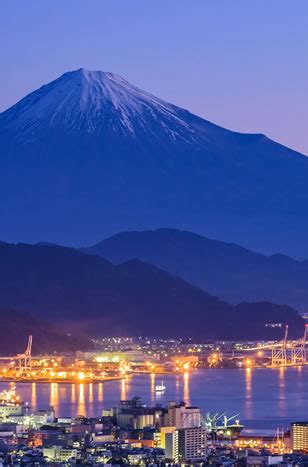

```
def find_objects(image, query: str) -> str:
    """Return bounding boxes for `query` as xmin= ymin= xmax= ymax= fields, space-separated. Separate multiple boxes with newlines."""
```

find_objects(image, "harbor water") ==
xmin=1 ymin=367 xmax=307 ymax=434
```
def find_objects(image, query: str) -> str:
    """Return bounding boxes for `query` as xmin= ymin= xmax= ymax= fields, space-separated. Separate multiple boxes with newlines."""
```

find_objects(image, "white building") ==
xmin=0 ymin=403 xmax=24 ymax=418
xmin=43 ymin=446 xmax=78 ymax=462
xmin=31 ymin=408 xmax=55 ymax=427
xmin=164 ymin=401 xmax=201 ymax=429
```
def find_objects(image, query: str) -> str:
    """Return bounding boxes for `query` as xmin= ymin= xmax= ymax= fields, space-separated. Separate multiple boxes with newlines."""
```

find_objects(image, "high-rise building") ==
xmin=178 ymin=426 xmax=207 ymax=462
xmin=157 ymin=426 xmax=177 ymax=449
xmin=165 ymin=430 xmax=179 ymax=462
xmin=291 ymin=422 xmax=308 ymax=452
xmin=165 ymin=426 xmax=206 ymax=462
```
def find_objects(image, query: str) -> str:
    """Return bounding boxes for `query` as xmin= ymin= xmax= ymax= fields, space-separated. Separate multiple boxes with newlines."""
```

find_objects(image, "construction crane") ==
xmin=15 ymin=335 xmax=32 ymax=372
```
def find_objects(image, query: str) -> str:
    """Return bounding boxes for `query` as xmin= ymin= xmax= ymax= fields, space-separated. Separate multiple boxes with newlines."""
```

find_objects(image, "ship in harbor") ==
xmin=204 ymin=412 xmax=244 ymax=439
xmin=155 ymin=381 xmax=166 ymax=393
xmin=0 ymin=383 xmax=26 ymax=418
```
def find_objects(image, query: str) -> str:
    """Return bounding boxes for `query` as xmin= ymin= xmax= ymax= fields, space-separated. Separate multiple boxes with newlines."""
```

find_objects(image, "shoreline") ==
xmin=0 ymin=364 xmax=306 ymax=385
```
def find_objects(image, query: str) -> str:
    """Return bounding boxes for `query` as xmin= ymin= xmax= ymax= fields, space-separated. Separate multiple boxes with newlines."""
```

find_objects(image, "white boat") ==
xmin=155 ymin=381 xmax=166 ymax=392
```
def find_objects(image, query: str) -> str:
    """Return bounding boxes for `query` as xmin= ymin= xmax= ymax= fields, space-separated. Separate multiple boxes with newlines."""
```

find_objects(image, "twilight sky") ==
xmin=1 ymin=0 xmax=307 ymax=154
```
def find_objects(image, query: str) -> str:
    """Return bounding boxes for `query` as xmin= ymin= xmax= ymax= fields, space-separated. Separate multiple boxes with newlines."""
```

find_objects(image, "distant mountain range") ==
xmin=1 ymin=68 xmax=308 ymax=257
xmin=0 ymin=241 xmax=304 ymax=342
xmin=86 ymin=228 xmax=308 ymax=312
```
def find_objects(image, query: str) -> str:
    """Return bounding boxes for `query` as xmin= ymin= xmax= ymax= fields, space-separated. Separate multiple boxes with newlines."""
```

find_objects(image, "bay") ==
xmin=1 ymin=367 xmax=307 ymax=434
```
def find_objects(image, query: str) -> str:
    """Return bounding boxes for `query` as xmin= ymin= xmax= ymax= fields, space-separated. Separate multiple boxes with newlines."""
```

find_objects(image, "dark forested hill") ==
xmin=0 ymin=307 xmax=92 ymax=355
xmin=0 ymin=241 xmax=304 ymax=341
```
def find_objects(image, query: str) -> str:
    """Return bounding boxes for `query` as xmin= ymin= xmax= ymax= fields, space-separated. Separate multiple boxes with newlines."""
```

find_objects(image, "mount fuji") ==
xmin=1 ymin=68 xmax=308 ymax=256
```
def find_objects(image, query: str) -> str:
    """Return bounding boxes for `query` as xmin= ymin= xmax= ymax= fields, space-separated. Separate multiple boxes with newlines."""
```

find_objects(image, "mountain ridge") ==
xmin=0 ymin=240 xmax=304 ymax=340
xmin=85 ymin=228 xmax=308 ymax=311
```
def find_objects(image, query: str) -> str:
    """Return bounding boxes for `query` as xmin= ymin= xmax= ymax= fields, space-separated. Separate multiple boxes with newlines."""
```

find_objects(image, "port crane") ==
xmin=291 ymin=324 xmax=307 ymax=365
xmin=271 ymin=325 xmax=288 ymax=366
xmin=202 ymin=412 xmax=240 ymax=430
xmin=202 ymin=412 xmax=243 ymax=441
xmin=15 ymin=335 xmax=32 ymax=372
xmin=242 ymin=324 xmax=308 ymax=367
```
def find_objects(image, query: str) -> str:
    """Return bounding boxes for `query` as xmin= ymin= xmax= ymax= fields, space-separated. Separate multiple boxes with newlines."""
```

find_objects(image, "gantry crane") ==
xmin=15 ymin=335 xmax=32 ymax=372
xmin=291 ymin=324 xmax=308 ymax=365
xmin=271 ymin=325 xmax=288 ymax=366
xmin=242 ymin=324 xmax=308 ymax=367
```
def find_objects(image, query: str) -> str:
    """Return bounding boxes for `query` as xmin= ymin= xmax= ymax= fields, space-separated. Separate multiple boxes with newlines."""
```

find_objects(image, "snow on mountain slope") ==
xmin=0 ymin=68 xmax=222 ymax=145
xmin=1 ymin=68 xmax=308 ymax=257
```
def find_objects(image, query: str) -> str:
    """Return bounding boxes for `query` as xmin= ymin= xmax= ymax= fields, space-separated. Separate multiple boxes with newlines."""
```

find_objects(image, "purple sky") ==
xmin=1 ymin=0 xmax=307 ymax=154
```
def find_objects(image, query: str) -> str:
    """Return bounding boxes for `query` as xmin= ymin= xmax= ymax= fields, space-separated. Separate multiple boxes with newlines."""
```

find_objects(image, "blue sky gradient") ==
xmin=1 ymin=0 xmax=307 ymax=153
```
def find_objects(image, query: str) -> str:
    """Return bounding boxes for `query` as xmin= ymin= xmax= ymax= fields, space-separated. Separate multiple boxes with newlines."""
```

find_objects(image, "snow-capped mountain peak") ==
xmin=0 ymin=67 xmax=307 ymax=257
xmin=1 ymin=68 xmax=208 ymax=142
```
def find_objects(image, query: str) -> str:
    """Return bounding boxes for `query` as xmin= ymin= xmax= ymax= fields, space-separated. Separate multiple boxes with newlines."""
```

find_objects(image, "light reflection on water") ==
xmin=31 ymin=382 xmax=36 ymax=408
xmin=97 ymin=382 xmax=103 ymax=402
xmin=244 ymin=368 xmax=252 ymax=419
xmin=49 ymin=382 xmax=59 ymax=411
xmin=71 ymin=384 xmax=76 ymax=403
xmin=89 ymin=383 xmax=93 ymax=403
xmin=2 ymin=367 xmax=308 ymax=432
xmin=278 ymin=367 xmax=286 ymax=416
xmin=150 ymin=373 xmax=155 ymax=403
xmin=183 ymin=371 xmax=190 ymax=405
xmin=120 ymin=378 xmax=127 ymax=401
xmin=77 ymin=383 xmax=85 ymax=416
